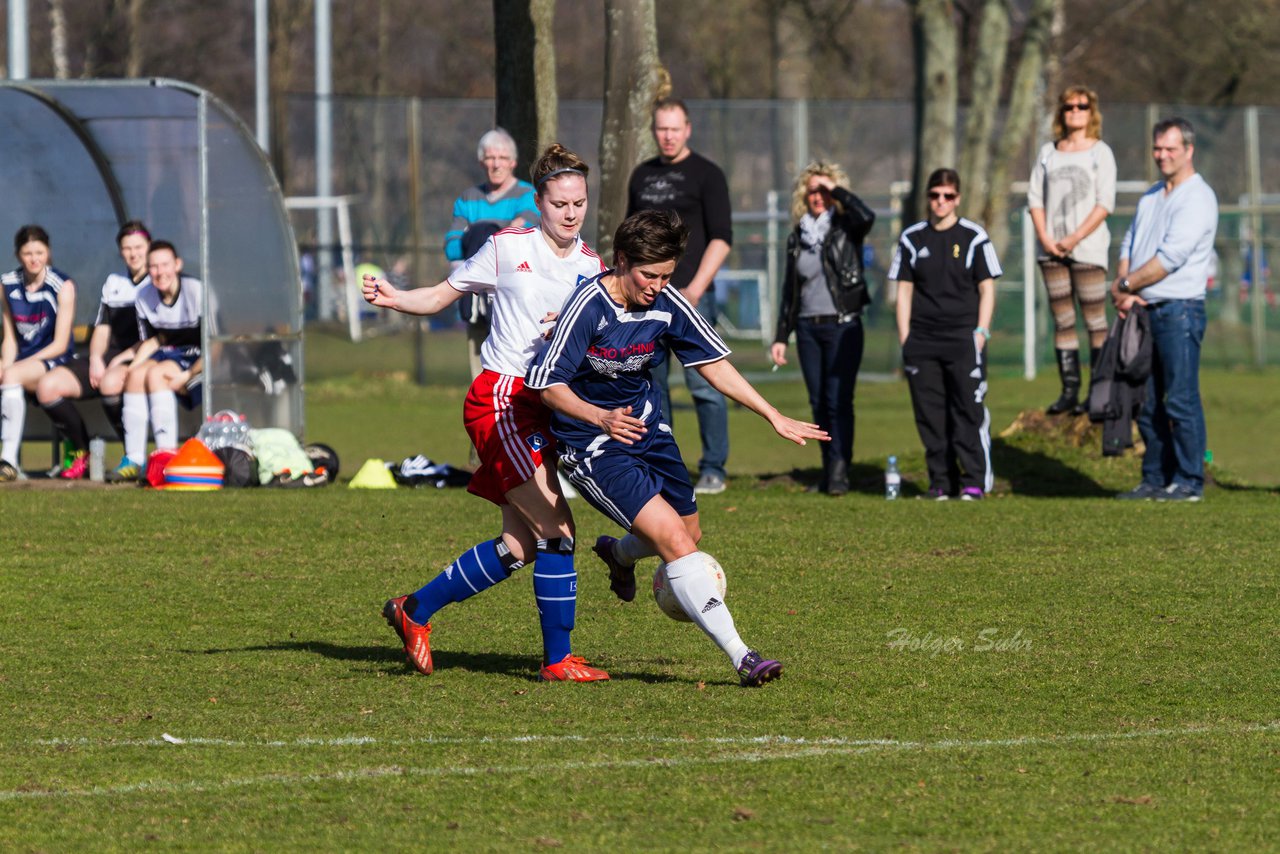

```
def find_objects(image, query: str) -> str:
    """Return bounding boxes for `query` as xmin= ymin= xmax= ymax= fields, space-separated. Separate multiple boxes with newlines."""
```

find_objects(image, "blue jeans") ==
xmin=1137 ymin=299 xmax=1207 ymax=493
xmin=654 ymin=297 xmax=729 ymax=479
xmin=796 ymin=315 xmax=864 ymax=466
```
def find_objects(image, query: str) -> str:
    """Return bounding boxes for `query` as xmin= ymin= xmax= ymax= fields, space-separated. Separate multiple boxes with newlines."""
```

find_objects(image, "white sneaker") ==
xmin=694 ymin=472 xmax=726 ymax=495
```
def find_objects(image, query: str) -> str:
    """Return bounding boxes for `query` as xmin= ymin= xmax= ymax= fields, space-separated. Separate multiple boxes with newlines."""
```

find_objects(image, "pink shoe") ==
xmin=60 ymin=451 xmax=89 ymax=480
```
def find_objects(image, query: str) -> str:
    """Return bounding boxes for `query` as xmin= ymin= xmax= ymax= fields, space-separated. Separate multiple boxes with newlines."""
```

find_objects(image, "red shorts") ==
xmin=463 ymin=370 xmax=555 ymax=505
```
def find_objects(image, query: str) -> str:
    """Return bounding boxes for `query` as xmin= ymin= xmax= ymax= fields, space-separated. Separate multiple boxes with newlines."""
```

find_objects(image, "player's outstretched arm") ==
xmin=695 ymin=359 xmax=828 ymax=446
xmin=361 ymin=274 xmax=463 ymax=317
xmin=540 ymin=385 xmax=648 ymax=445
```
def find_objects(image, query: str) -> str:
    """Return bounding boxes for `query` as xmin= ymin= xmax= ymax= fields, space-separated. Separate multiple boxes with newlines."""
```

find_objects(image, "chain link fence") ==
xmin=280 ymin=96 xmax=1280 ymax=376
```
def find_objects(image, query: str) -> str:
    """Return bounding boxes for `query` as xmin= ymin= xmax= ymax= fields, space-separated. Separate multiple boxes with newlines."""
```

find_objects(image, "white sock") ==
xmin=149 ymin=390 xmax=179 ymax=451
xmin=615 ymin=534 xmax=658 ymax=567
xmin=664 ymin=551 xmax=749 ymax=669
xmin=122 ymin=392 xmax=149 ymax=462
xmin=0 ymin=385 xmax=25 ymax=466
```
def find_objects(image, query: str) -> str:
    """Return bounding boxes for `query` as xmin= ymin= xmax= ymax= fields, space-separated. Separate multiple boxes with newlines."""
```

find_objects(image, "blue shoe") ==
xmin=1156 ymin=484 xmax=1202 ymax=503
xmin=1116 ymin=482 xmax=1163 ymax=501
xmin=108 ymin=457 xmax=142 ymax=483
xmin=737 ymin=651 xmax=783 ymax=687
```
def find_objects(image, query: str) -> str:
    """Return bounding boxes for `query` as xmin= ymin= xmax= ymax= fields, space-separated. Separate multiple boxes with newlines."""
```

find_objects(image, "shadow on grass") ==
xmin=190 ymin=640 xmax=683 ymax=684
xmin=990 ymin=438 xmax=1112 ymax=498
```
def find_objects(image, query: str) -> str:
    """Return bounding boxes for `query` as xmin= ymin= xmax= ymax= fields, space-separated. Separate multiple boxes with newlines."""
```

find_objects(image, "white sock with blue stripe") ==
xmin=664 ymin=551 xmax=749 ymax=669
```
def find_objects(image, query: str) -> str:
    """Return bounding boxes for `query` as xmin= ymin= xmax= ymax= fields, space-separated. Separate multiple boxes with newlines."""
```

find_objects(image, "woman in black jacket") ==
xmin=770 ymin=162 xmax=875 ymax=495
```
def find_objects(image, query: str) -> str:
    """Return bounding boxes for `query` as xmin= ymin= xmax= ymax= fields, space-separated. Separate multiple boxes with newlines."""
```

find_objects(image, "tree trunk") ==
xmin=958 ymin=0 xmax=1009 ymax=222
xmin=771 ymin=1 xmax=812 ymax=190
xmin=48 ymin=0 xmax=70 ymax=78
xmin=124 ymin=0 xmax=145 ymax=78
xmin=909 ymin=0 xmax=958 ymax=222
xmin=597 ymin=0 xmax=660 ymax=259
xmin=494 ymin=0 xmax=558 ymax=178
xmin=983 ymin=0 xmax=1055 ymax=258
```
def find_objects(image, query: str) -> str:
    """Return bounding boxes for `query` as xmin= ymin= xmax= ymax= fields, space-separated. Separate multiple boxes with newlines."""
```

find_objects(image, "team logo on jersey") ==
xmin=586 ymin=341 xmax=655 ymax=379
xmin=953 ymin=244 xmax=960 ymax=258
xmin=525 ymin=431 xmax=547 ymax=451
xmin=516 ymin=261 xmax=533 ymax=273
xmin=576 ymin=274 xmax=591 ymax=285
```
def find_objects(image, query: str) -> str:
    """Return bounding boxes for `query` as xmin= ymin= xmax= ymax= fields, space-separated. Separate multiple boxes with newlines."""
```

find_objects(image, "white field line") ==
xmin=4 ymin=720 xmax=1276 ymax=802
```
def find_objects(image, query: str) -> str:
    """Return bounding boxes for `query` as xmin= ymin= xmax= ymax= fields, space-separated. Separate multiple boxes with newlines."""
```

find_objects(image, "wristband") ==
xmin=974 ymin=326 xmax=990 ymax=340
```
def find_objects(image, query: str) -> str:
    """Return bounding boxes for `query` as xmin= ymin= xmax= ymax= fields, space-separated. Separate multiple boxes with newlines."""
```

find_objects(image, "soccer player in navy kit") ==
xmin=528 ymin=210 xmax=827 ymax=687
xmin=889 ymin=168 xmax=1001 ymax=500
xmin=0 ymin=225 xmax=77 ymax=481
xmin=36 ymin=221 xmax=151 ymax=479
xmin=364 ymin=144 xmax=610 ymax=683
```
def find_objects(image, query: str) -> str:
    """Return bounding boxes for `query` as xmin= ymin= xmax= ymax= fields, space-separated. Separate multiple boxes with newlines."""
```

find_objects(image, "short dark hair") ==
xmin=1154 ymin=117 xmax=1195 ymax=147
xmin=147 ymin=239 xmax=180 ymax=260
xmin=651 ymin=97 xmax=690 ymax=123
xmin=927 ymin=168 xmax=961 ymax=194
xmin=116 ymin=220 xmax=150 ymax=246
xmin=613 ymin=210 xmax=688 ymax=268
xmin=14 ymin=224 xmax=49 ymax=254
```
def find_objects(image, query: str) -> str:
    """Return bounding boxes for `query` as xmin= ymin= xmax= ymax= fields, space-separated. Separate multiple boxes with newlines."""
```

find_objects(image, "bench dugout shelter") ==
xmin=0 ymin=78 xmax=303 ymax=442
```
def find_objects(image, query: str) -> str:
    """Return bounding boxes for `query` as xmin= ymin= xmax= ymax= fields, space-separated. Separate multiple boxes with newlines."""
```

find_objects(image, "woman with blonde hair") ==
xmin=1028 ymin=85 xmax=1117 ymax=414
xmin=770 ymin=162 xmax=875 ymax=495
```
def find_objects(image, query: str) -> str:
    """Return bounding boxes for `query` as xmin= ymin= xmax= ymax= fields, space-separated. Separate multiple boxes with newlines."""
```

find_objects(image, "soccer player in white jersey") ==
xmin=36 ymin=220 xmax=151 ymax=479
xmin=363 ymin=144 xmax=611 ymax=682
xmin=527 ymin=210 xmax=828 ymax=687
xmin=115 ymin=241 xmax=204 ymax=480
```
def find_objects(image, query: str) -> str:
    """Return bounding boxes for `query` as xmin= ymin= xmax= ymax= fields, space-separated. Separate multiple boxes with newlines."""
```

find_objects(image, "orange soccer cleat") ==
xmin=539 ymin=654 xmax=610 ymax=682
xmin=382 ymin=596 xmax=433 ymax=675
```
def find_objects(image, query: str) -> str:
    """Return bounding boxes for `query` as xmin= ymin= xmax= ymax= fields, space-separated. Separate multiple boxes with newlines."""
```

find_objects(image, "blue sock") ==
xmin=533 ymin=537 xmax=576 ymax=664
xmin=405 ymin=539 xmax=523 ymax=624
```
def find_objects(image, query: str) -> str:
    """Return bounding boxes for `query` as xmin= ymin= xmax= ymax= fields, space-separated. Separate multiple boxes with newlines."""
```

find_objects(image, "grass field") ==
xmin=2 ymin=328 xmax=1277 ymax=850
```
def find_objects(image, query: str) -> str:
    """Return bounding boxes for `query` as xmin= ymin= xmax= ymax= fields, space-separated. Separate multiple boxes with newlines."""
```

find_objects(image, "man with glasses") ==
xmin=445 ymin=129 xmax=540 ymax=383
xmin=1112 ymin=117 xmax=1218 ymax=502
xmin=889 ymin=168 xmax=1001 ymax=500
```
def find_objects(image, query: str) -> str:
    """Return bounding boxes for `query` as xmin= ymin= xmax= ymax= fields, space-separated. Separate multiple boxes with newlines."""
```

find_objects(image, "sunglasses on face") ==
xmin=928 ymin=191 xmax=958 ymax=202
xmin=1062 ymin=103 xmax=1091 ymax=112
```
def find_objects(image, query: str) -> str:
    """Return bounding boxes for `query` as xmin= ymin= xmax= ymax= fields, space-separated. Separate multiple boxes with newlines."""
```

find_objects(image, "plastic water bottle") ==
xmin=885 ymin=455 xmax=900 ymax=501
xmin=89 ymin=438 xmax=106 ymax=482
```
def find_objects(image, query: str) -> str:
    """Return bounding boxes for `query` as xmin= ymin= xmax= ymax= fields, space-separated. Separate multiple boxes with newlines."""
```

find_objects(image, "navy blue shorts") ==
xmin=41 ymin=351 xmax=74 ymax=371
xmin=153 ymin=345 xmax=201 ymax=371
xmin=559 ymin=428 xmax=697 ymax=530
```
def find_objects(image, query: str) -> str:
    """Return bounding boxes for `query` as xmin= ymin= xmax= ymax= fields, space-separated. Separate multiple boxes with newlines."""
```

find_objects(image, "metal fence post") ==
xmin=1246 ymin=106 xmax=1266 ymax=367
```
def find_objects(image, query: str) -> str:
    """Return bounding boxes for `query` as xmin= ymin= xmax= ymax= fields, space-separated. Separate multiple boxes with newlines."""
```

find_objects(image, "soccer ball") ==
xmin=652 ymin=554 xmax=728 ymax=622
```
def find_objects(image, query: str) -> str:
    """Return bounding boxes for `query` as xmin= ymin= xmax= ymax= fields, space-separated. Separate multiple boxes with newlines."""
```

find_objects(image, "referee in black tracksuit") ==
xmin=889 ymin=168 xmax=1001 ymax=500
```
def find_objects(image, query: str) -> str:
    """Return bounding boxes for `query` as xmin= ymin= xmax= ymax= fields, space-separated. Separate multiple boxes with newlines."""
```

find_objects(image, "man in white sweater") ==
xmin=1112 ymin=117 xmax=1218 ymax=502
